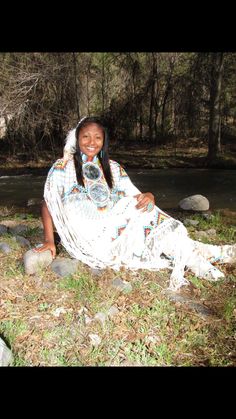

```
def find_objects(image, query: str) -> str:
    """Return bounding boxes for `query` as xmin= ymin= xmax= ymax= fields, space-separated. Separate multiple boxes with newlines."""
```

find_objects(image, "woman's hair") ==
xmin=73 ymin=116 xmax=113 ymax=189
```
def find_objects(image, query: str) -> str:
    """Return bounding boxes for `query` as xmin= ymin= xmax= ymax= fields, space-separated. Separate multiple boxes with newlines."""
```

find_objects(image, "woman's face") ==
xmin=78 ymin=123 xmax=104 ymax=160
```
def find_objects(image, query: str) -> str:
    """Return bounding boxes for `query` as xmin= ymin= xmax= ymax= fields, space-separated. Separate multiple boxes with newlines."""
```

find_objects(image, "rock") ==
xmin=183 ymin=219 xmax=199 ymax=227
xmin=0 ymin=224 xmax=8 ymax=235
xmin=94 ymin=312 xmax=107 ymax=326
xmin=84 ymin=314 xmax=93 ymax=325
xmin=0 ymin=242 xmax=11 ymax=254
xmin=52 ymin=307 xmax=67 ymax=317
xmin=194 ymin=229 xmax=216 ymax=240
xmin=23 ymin=248 xmax=53 ymax=275
xmin=165 ymin=290 xmax=190 ymax=304
xmin=13 ymin=235 xmax=31 ymax=248
xmin=194 ymin=231 xmax=210 ymax=240
xmin=165 ymin=290 xmax=214 ymax=318
xmin=178 ymin=195 xmax=210 ymax=211
xmin=27 ymin=198 xmax=42 ymax=207
xmin=0 ymin=337 xmax=13 ymax=366
xmin=206 ymin=228 xmax=217 ymax=236
xmin=51 ymin=258 xmax=79 ymax=277
xmin=111 ymin=278 xmax=133 ymax=293
xmin=89 ymin=333 xmax=101 ymax=347
xmin=9 ymin=224 xmax=29 ymax=235
xmin=90 ymin=268 xmax=104 ymax=276
xmin=201 ymin=213 xmax=213 ymax=220
xmin=186 ymin=301 xmax=214 ymax=317
xmin=107 ymin=305 xmax=119 ymax=318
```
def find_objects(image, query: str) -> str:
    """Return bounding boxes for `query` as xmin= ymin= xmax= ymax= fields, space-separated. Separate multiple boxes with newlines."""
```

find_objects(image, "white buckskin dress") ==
xmin=44 ymin=151 xmax=236 ymax=290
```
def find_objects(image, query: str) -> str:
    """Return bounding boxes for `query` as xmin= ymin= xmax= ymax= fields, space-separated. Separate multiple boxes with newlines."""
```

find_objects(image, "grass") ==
xmin=0 ymin=210 xmax=235 ymax=366
xmin=186 ymin=211 xmax=236 ymax=244
xmin=223 ymin=296 xmax=236 ymax=322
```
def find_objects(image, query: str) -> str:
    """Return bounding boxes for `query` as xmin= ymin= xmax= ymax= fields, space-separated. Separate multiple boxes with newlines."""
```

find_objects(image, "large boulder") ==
xmin=178 ymin=194 xmax=209 ymax=211
xmin=23 ymin=248 xmax=53 ymax=275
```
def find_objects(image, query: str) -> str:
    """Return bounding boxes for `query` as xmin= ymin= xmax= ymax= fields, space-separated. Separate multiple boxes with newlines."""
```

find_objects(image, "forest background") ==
xmin=0 ymin=52 xmax=236 ymax=172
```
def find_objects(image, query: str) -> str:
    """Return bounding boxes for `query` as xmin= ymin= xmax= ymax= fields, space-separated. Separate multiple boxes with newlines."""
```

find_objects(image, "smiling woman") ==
xmin=34 ymin=116 xmax=236 ymax=290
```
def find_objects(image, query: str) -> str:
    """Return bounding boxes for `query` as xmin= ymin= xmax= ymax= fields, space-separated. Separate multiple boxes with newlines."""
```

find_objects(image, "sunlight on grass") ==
xmin=223 ymin=297 xmax=236 ymax=322
xmin=0 ymin=319 xmax=28 ymax=346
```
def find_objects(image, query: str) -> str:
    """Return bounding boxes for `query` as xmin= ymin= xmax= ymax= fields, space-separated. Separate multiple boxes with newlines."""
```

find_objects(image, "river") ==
xmin=0 ymin=168 xmax=236 ymax=211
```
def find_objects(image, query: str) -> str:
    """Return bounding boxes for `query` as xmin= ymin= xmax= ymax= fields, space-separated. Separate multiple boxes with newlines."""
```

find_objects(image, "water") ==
xmin=0 ymin=168 xmax=236 ymax=211
xmin=127 ymin=168 xmax=236 ymax=211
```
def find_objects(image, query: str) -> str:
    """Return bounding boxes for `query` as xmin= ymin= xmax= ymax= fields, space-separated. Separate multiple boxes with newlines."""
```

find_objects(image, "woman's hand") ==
xmin=33 ymin=240 xmax=56 ymax=259
xmin=134 ymin=192 xmax=155 ymax=212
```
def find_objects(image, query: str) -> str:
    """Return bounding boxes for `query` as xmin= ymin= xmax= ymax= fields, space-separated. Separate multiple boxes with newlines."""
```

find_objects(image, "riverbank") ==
xmin=110 ymin=141 xmax=236 ymax=169
xmin=1 ymin=144 xmax=236 ymax=176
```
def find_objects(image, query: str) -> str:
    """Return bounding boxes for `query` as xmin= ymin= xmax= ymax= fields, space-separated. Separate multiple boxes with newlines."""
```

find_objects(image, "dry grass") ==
xmin=0 ymin=211 xmax=235 ymax=366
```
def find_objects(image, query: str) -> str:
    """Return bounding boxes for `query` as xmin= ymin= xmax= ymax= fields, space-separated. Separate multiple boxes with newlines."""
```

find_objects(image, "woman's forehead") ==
xmin=79 ymin=123 xmax=103 ymax=133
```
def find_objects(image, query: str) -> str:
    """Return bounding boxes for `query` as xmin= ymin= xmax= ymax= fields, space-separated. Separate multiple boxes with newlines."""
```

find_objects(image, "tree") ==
xmin=207 ymin=52 xmax=224 ymax=163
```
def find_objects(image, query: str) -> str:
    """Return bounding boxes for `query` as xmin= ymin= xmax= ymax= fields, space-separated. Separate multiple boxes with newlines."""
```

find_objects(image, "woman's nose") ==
xmin=89 ymin=136 xmax=96 ymax=145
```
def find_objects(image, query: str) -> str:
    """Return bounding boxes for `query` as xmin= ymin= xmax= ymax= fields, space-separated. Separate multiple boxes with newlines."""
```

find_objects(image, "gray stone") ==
xmin=0 ymin=224 xmax=8 ymax=235
xmin=165 ymin=290 xmax=214 ymax=318
xmin=13 ymin=235 xmax=31 ymax=248
xmin=23 ymin=248 xmax=53 ymax=275
xmin=90 ymin=268 xmax=103 ymax=276
xmin=51 ymin=258 xmax=79 ymax=277
xmin=9 ymin=224 xmax=29 ymax=235
xmin=107 ymin=305 xmax=119 ymax=317
xmin=194 ymin=230 xmax=209 ymax=240
xmin=94 ymin=312 xmax=107 ymax=326
xmin=165 ymin=290 xmax=190 ymax=304
xmin=84 ymin=314 xmax=93 ymax=325
xmin=183 ymin=219 xmax=200 ymax=227
xmin=27 ymin=198 xmax=42 ymax=207
xmin=111 ymin=278 xmax=133 ymax=293
xmin=89 ymin=333 xmax=101 ymax=347
xmin=206 ymin=228 xmax=217 ymax=236
xmin=178 ymin=195 xmax=210 ymax=211
xmin=186 ymin=301 xmax=214 ymax=317
xmin=0 ymin=242 xmax=11 ymax=254
xmin=0 ymin=337 xmax=13 ymax=366
xmin=201 ymin=213 xmax=213 ymax=220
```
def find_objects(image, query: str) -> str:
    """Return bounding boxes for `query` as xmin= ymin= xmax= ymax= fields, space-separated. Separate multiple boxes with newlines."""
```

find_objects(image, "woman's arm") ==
xmin=34 ymin=200 xmax=56 ymax=258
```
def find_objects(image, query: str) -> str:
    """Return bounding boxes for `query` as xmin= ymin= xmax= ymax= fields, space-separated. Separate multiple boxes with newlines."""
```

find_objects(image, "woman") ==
xmin=35 ymin=116 xmax=236 ymax=290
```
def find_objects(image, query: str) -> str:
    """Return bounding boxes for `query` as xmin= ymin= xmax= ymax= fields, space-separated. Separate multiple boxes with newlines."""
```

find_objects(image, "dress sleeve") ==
xmin=110 ymin=160 xmax=141 ymax=196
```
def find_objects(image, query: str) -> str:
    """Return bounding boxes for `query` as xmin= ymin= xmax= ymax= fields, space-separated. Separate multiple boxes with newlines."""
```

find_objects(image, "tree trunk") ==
xmin=207 ymin=53 xmax=224 ymax=163
xmin=148 ymin=53 xmax=158 ymax=142
xmin=72 ymin=53 xmax=80 ymax=120
xmin=101 ymin=53 xmax=105 ymax=113
xmin=139 ymin=103 xmax=143 ymax=140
